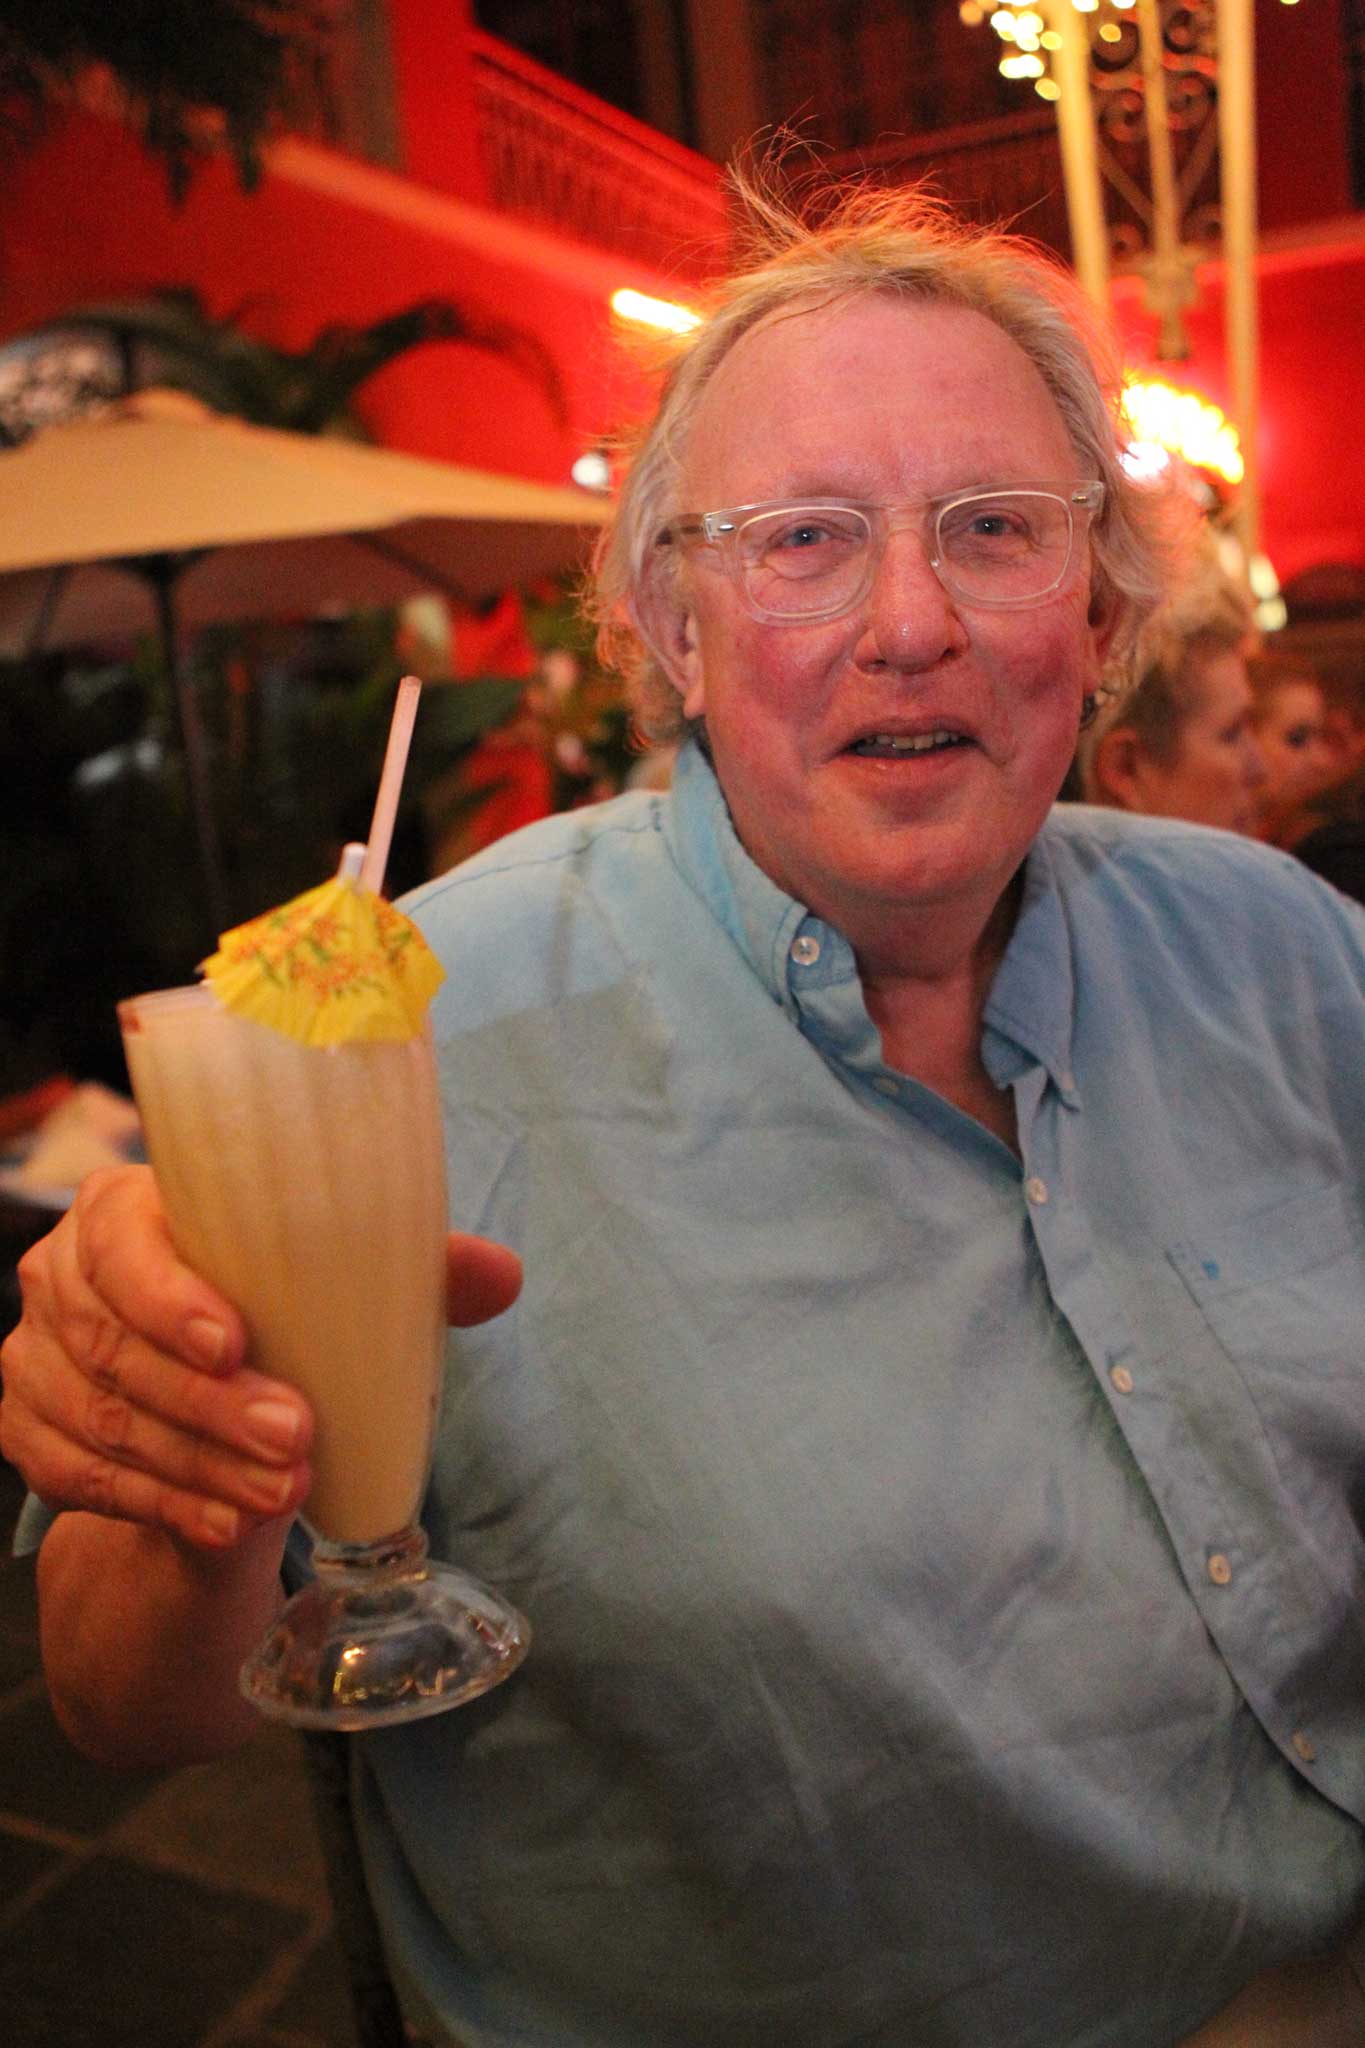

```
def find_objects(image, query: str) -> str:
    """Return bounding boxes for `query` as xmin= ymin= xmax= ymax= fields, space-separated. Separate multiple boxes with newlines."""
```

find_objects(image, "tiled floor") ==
xmin=0 ymin=1453 xmax=364 ymax=2048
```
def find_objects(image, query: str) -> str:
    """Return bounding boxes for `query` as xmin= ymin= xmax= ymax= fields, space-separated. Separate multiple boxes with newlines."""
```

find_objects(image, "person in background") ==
xmin=1247 ymin=662 xmax=1365 ymax=908
xmin=1076 ymin=574 xmax=1266 ymax=833
xmin=1319 ymin=671 xmax=1365 ymax=787
xmin=1289 ymin=763 xmax=1365 ymax=906
xmin=1247 ymin=651 xmax=1338 ymax=849
xmin=5 ymin=167 xmax=1365 ymax=2048
xmin=1239 ymin=655 xmax=1365 ymax=906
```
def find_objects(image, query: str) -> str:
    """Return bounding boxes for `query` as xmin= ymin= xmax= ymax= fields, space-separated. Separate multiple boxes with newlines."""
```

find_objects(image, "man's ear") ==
xmin=632 ymin=569 xmax=703 ymax=710
xmin=676 ymin=610 xmax=705 ymax=720
xmin=1087 ymin=582 xmax=1122 ymax=668
xmin=1090 ymin=724 xmax=1145 ymax=811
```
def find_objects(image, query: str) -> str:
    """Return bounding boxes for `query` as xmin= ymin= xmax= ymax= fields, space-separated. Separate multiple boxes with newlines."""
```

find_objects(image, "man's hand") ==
xmin=0 ymin=1166 xmax=313 ymax=1550
xmin=1 ymin=1164 xmax=524 ymax=1552
xmin=445 ymin=1231 xmax=522 ymax=1327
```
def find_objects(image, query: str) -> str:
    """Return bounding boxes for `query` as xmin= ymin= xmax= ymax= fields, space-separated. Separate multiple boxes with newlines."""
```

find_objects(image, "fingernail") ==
xmin=186 ymin=1317 xmax=227 ymax=1369
xmin=251 ymin=1467 xmax=296 ymax=1512
xmin=201 ymin=1502 xmax=239 ymax=1544
xmin=244 ymin=1400 xmax=302 ymax=1457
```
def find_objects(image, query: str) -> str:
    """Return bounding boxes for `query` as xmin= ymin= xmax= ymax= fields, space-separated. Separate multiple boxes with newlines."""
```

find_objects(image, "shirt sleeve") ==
xmin=12 ymin=1491 xmax=55 ymax=1558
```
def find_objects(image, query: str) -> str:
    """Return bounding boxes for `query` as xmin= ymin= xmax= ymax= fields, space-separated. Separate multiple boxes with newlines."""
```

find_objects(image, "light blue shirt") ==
xmin=21 ymin=742 xmax=1365 ymax=2043
xmin=342 ymin=741 xmax=1365 ymax=2048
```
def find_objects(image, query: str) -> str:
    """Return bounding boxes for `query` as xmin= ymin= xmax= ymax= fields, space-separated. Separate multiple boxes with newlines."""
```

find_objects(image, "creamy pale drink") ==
xmin=114 ymin=684 xmax=527 ymax=1726
xmin=120 ymin=986 xmax=447 ymax=1547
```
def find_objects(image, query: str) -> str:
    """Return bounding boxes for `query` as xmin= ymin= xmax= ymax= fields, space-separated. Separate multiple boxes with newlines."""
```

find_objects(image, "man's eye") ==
xmin=942 ymin=505 xmax=1036 ymax=549
xmin=768 ymin=517 xmax=859 ymax=551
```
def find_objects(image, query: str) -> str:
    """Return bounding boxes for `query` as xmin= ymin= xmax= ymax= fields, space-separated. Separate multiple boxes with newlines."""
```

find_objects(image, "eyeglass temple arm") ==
xmin=656 ymin=519 xmax=704 ymax=548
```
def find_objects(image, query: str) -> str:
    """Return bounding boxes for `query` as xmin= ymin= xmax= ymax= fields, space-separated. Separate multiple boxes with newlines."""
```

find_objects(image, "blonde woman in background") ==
xmin=1077 ymin=562 xmax=1266 ymax=833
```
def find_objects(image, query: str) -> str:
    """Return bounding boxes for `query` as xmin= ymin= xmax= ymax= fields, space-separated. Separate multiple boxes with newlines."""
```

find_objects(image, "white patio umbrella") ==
xmin=0 ymin=389 xmax=612 ymax=924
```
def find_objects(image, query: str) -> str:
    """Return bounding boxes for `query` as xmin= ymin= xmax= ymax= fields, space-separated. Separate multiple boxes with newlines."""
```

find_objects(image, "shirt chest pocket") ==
xmin=1165 ymin=1181 xmax=1364 ymax=1376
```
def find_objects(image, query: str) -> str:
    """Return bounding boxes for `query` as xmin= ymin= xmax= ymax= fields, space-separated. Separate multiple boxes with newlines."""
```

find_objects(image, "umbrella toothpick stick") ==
xmin=359 ymin=675 xmax=422 ymax=897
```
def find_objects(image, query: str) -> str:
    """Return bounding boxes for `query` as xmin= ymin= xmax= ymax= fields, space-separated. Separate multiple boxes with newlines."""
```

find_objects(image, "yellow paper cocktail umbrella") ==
xmin=201 ymin=865 xmax=443 ymax=1046
xmin=200 ymin=676 xmax=443 ymax=1044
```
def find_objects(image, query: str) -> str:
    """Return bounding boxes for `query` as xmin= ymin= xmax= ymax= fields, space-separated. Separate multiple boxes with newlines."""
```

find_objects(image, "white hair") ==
xmin=588 ymin=160 xmax=1177 ymax=741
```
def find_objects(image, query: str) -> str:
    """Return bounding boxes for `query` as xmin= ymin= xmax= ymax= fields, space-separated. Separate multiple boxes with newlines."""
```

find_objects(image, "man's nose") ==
xmin=854 ymin=521 xmax=966 ymax=669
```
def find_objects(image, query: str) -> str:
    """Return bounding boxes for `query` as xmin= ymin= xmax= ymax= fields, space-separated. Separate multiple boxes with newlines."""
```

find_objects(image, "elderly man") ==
xmin=5 ymin=173 xmax=1365 ymax=2047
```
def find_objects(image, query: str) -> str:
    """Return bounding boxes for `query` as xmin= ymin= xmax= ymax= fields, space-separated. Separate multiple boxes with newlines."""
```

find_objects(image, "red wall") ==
xmin=1112 ymin=228 xmax=1365 ymax=581
xmin=0 ymin=109 xmax=658 ymax=483
xmin=388 ymin=0 xmax=487 ymax=203
xmin=1255 ymin=0 xmax=1353 ymax=231
xmin=3 ymin=65 xmax=1363 ymax=585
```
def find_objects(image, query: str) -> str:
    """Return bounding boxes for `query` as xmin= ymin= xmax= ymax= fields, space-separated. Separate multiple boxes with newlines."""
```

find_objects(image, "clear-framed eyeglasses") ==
xmin=655 ymin=480 xmax=1105 ymax=625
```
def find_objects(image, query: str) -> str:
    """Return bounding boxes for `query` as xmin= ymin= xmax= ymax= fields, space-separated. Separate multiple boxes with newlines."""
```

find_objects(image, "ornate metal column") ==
xmin=1044 ymin=0 xmax=1112 ymax=307
xmin=1214 ymin=0 xmax=1260 ymax=550
xmin=975 ymin=0 xmax=1263 ymax=551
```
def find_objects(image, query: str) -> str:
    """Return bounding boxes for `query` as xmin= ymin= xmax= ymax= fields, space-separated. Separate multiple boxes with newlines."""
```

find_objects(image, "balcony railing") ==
xmin=824 ymin=113 xmax=1073 ymax=268
xmin=469 ymin=30 xmax=731 ymax=283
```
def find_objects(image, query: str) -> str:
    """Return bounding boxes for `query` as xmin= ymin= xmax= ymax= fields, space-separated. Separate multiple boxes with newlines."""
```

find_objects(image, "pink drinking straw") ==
xmin=358 ymin=675 xmax=422 ymax=896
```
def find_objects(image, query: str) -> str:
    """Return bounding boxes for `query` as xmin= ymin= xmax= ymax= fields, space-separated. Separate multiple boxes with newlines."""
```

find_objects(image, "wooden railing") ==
xmin=468 ymin=30 xmax=731 ymax=283
xmin=825 ymin=112 xmax=1073 ymax=267
xmin=311 ymin=16 xmax=1072 ymax=286
xmin=469 ymin=42 xmax=1073 ymax=282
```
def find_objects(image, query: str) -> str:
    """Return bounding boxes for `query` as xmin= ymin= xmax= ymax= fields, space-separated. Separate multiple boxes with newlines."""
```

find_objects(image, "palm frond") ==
xmin=0 ymin=0 xmax=335 ymax=200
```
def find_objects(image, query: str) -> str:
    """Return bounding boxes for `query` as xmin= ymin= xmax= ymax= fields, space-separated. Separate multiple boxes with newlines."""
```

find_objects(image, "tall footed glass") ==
xmin=118 ymin=984 xmax=529 ymax=1729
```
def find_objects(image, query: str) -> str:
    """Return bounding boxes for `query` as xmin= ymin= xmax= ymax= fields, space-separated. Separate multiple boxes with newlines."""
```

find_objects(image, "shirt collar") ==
xmin=664 ymin=740 xmax=1079 ymax=1097
xmin=664 ymin=740 xmax=816 ymax=1019
xmin=981 ymin=826 xmax=1080 ymax=1104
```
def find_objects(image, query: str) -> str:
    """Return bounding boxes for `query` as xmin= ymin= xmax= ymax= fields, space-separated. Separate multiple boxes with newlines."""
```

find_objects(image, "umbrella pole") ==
xmin=26 ymin=565 xmax=71 ymax=659
xmin=141 ymin=555 xmax=230 ymax=936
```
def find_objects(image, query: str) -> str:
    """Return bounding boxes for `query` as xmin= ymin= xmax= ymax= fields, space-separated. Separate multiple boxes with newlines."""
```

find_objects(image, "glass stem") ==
xmin=309 ymin=1525 xmax=430 ymax=1582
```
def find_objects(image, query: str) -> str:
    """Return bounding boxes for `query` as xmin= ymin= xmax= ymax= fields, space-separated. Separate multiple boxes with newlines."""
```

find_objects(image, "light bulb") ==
xmin=610 ymin=288 xmax=701 ymax=334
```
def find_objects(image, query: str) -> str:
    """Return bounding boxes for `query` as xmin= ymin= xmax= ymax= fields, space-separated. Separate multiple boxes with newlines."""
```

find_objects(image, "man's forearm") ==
xmin=36 ymin=1510 xmax=290 ymax=1769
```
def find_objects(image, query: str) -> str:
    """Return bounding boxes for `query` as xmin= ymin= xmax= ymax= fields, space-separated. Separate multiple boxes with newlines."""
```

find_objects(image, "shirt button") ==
xmin=874 ymin=1075 xmax=900 ymax=1097
xmin=1291 ymin=1730 xmax=1317 ymax=1764
xmin=790 ymin=934 xmax=821 ymax=966
xmin=1024 ymin=1176 xmax=1049 ymax=1205
xmin=1110 ymin=1365 xmax=1135 ymax=1395
xmin=1207 ymin=1552 xmax=1233 ymax=1586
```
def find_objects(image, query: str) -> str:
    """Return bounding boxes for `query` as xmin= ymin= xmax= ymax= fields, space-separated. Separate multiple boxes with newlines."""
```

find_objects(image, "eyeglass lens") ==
xmin=737 ymin=492 xmax=1076 ymax=617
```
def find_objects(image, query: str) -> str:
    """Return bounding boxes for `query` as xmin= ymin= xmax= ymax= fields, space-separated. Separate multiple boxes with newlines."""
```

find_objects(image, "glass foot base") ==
xmin=240 ymin=1536 xmax=530 ymax=1730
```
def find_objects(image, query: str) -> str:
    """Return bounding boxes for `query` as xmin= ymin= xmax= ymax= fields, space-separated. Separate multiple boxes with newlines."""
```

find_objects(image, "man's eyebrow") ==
xmin=744 ymin=479 xmax=875 ymax=505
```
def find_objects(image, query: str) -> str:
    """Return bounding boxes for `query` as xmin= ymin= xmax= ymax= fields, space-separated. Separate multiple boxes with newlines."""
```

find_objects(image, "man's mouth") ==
xmin=846 ymin=730 xmax=971 ymax=758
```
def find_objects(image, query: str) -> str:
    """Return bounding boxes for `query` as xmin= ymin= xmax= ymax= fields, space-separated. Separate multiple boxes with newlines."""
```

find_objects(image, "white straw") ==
xmin=359 ymin=676 xmax=422 ymax=896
